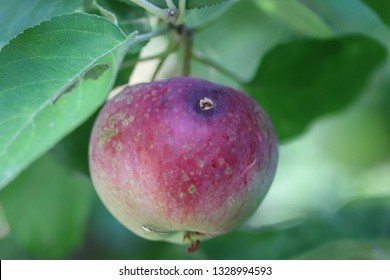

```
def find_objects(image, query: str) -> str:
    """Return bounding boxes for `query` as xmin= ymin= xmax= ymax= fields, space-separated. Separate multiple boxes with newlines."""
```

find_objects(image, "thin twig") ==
xmin=133 ymin=28 xmax=170 ymax=43
xmin=191 ymin=51 xmax=246 ymax=84
xmin=181 ymin=26 xmax=192 ymax=76
xmin=177 ymin=0 xmax=187 ymax=25
xmin=129 ymin=0 xmax=169 ymax=21
xmin=138 ymin=52 xmax=170 ymax=62
xmin=165 ymin=0 xmax=177 ymax=9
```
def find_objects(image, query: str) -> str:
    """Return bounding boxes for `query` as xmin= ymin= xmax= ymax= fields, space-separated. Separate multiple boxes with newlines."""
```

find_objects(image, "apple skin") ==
xmin=89 ymin=77 xmax=278 ymax=244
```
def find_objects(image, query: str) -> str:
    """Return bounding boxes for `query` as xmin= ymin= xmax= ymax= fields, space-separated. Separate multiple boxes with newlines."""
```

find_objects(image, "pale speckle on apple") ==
xmin=183 ymin=173 xmax=190 ymax=181
xmin=188 ymin=184 xmax=196 ymax=194
xmin=225 ymin=166 xmax=233 ymax=175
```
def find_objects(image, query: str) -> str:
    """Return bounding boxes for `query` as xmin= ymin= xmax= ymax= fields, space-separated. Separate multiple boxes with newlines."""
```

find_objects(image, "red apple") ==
xmin=89 ymin=77 xmax=278 ymax=249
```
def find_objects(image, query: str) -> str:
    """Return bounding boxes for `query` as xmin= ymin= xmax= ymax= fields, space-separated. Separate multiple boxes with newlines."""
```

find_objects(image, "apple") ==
xmin=89 ymin=77 xmax=278 ymax=251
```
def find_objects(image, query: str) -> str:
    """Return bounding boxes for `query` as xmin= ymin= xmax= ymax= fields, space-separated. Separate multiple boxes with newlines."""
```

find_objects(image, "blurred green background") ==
xmin=0 ymin=0 xmax=390 ymax=259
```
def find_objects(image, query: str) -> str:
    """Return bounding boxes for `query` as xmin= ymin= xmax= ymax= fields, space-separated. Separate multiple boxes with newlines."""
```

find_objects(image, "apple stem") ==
xmin=173 ymin=24 xmax=193 ymax=76
xmin=187 ymin=240 xmax=201 ymax=253
xmin=183 ymin=231 xmax=205 ymax=253
xmin=177 ymin=1 xmax=190 ymax=76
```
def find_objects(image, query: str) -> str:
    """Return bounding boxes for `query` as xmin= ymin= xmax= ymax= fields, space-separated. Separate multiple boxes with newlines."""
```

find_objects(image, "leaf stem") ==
xmin=133 ymin=28 xmax=170 ymax=43
xmin=177 ymin=0 xmax=187 ymax=25
xmin=138 ymin=52 xmax=169 ymax=62
xmin=165 ymin=0 xmax=177 ymax=9
xmin=191 ymin=51 xmax=246 ymax=84
xmin=129 ymin=0 xmax=170 ymax=21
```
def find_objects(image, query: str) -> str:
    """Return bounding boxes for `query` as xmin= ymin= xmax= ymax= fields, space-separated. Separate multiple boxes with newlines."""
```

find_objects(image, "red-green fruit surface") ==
xmin=89 ymin=77 xmax=278 ymax=244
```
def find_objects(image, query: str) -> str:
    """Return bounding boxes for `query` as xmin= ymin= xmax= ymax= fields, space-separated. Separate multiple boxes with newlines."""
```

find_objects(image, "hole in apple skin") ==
xmin=199 ymin=97 xmax=214 ymax=110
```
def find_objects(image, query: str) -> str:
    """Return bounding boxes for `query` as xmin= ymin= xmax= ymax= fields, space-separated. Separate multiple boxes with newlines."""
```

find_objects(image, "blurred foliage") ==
xmin=294 ymin=239 xmax=390 ymax=260
xmin=0 ymin=153 xmax=95 ymax=259
xmin=363 ymin=0 xmax=390 ymax=28
xmin=245 ymin=35 xmax=387 ymax=140
xmin=254 ymin=0 xmax=332 ymax=38
xmin=0 ymin=0 xmax=390 ymax=260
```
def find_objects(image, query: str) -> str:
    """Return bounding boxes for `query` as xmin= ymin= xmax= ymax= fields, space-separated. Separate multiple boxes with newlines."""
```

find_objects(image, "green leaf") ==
xmin=254 ymin=0 xmax=332 ymax=38
xmin=0 ymin=13 xmax=137 ymax=189
xmin=363 ymin=0 xmax=390 ymax=28
xmin=83 ymin=0 xmax=151 ymax=86
xmin=244 ymin=35 xmax=387 ymax=141
xmin=0 ymin=153 xmax=96 ymax=259
xmin=93 ymin=0 xmax=151 ymax=52
xmin=0 ymin=0 xmax=82 ymax=48
xmin=184 ymin=0 xmax=237 ymax=29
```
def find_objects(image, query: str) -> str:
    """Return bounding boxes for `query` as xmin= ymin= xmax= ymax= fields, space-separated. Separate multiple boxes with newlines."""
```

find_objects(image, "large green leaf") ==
xmin=363 ymin=0 xmax=390 ymax=28
xmin=244 ymin=35 xmax=387 ymax=141
xmin=0 ymin=13 xmax=136 ymax=189
xmin=83 ymin=0 xmax=151 ymax=86
xmin=0 ymin=0 xmax=82 ymax=48
xmin=0 ymin=153 xmax=96 ymax=259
